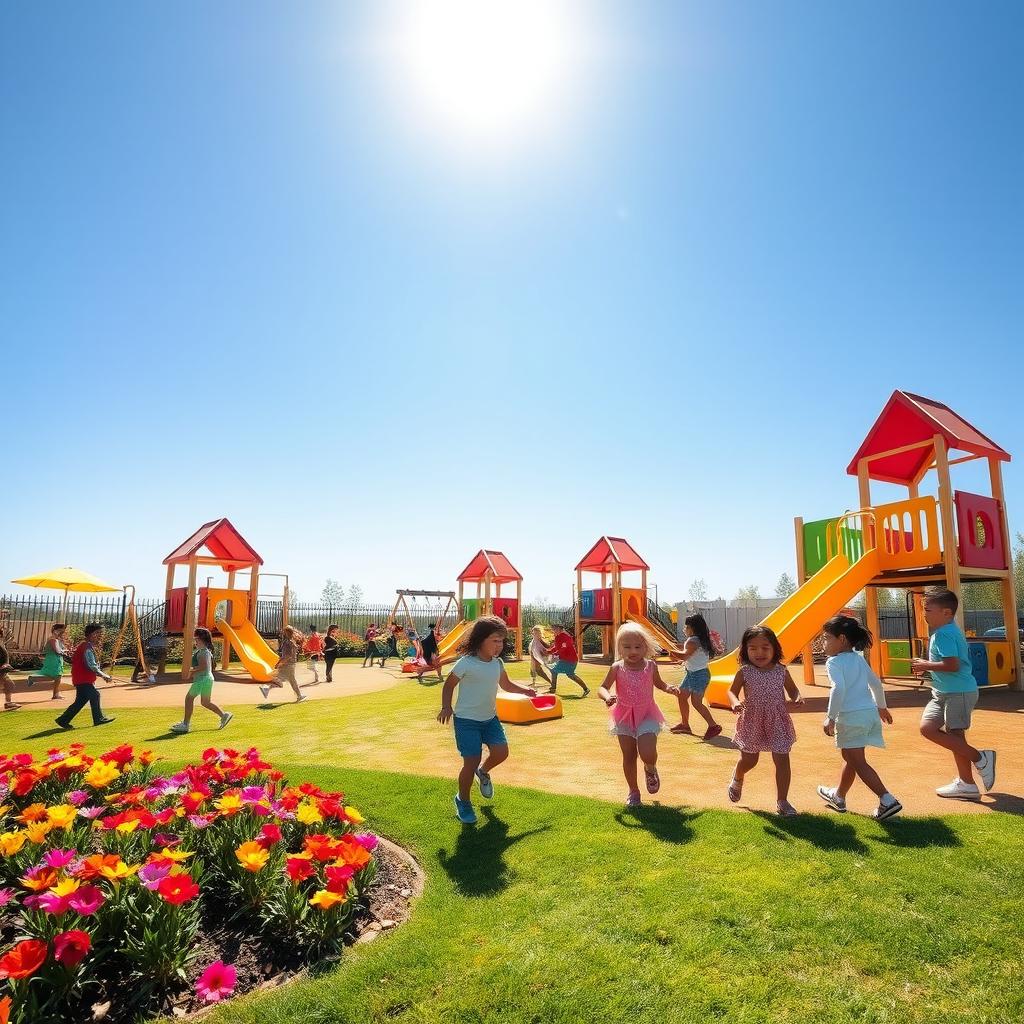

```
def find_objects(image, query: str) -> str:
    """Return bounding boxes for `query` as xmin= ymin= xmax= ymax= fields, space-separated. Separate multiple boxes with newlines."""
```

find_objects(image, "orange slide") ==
xmin=705 ymin=549 xmax=881 ymax=708
xmin=215 ymin=617 xmax=277 ymax=683
xmin=624 ymin=611 xmax=688 ymax=660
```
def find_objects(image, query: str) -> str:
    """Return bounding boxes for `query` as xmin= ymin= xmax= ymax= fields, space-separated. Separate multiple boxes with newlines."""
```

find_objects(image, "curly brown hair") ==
xmin=462 ymin=615 xmax=508 ymax=657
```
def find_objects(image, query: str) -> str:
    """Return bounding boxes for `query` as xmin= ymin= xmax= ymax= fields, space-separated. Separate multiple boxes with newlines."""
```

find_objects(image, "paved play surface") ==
xmin=5 ymin=661 xmax=1021 ymax=818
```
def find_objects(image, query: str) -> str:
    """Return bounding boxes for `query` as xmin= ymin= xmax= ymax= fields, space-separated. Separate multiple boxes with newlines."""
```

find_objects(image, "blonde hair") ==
xmin=615 ymin=622 xmax=657 ymax=661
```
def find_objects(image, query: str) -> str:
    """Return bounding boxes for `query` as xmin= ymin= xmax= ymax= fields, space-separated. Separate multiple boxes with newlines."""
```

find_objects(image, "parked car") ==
xmin=982 ymin=626 xmax=1024 ymax=640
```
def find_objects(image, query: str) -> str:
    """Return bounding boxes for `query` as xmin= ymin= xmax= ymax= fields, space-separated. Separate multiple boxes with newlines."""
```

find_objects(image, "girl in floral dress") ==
xmin=598 ymin=623 xmax=680 ymax=807
xmin=727 ymin=625 xmax=803 ymax=816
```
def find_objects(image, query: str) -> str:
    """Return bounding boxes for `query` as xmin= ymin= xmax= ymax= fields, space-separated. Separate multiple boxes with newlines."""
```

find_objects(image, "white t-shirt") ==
xmin=452 ymin=654 xmax=502 ymax=721
xmin=684 ymin=640 xmax=710 ymax=673
xmin=825 ymin=651 xmax=887 ymax=718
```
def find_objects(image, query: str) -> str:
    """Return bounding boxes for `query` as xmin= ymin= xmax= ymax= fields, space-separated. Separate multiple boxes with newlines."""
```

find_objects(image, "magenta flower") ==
xmin=43 ymin=849 xmax=78 ymax=869
xmin=39 ymin=891 xmax=73 ymax=915
xmin=67 ymin=884 xmax=105 ymax=916
xmin=154 ymin=832 xmax=180 ymax=848
xmin=0 ymin=887 xmax=16 ymax=908
xmin=22 ymin=893 xmax=45 ymax=911
xmin=67 ymin=789 xmax=89 ymax=806
xmin=241 ymin=785 xmax=266 ymax=804
xmin=355 ymin=833 xmax=379 ymax=852
xmin=139 ymin=862 xmax=172 ymax=890
xmin=195 ymin=960 xmax=237 ymax=1003
xmin=187 ymin=814 xmax=215 ymax=830
xmin=77 ymin=805 xmax=104 ymax=820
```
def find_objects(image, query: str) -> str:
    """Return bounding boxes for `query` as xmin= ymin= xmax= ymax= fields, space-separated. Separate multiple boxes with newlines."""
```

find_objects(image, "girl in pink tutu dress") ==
xmin=727 ymin=625 xmax=804 ymax=816
xmin=598 ymin=623 xmax=680 ymax=807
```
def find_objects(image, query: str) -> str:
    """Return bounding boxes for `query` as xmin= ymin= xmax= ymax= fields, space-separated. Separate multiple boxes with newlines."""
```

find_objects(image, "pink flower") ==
xmin=67 ymin=789 xmax=89 ymax=806
xmin=195 ymin=960 xmax=237 ymax=1003
xmin=77 ymin=806 xmax=104 ymax=820
xmin=138 ymin=862 xmax=171 ymax=890
xmin=241 ymin=786 xmax=266 ymax=804
xmin=154 ymin=832 xmax=180 ymax=848
xmin=67 ymin=884 xmax=104 ymax=916
xmin=0 ymin=888 xmax=17 ymax=908
xmin=22 ymin=894 xmax=45 ymax=911
xmin=355 ymin=833 xmax=379 ymax=851
xmin=39 ymin=892 xmax=73 ymax=915
xmin=258 ymin=823 xmax=282 ymax=847
xmin=43 ymin=849 xmax=78 ymax=869
xmin=187 ymin=814 xmax=215 ymax=830
xmin=53 ymin=929 xmax=91 ymax=967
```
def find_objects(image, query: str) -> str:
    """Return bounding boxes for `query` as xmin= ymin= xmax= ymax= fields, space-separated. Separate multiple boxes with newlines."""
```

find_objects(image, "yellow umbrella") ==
xmin=11 ymin=567 xmax=120 ymax=616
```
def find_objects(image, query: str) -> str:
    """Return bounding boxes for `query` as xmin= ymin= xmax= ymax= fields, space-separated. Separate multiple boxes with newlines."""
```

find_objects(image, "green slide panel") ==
xmin=802 ymin=517 xmax=865 ymax=577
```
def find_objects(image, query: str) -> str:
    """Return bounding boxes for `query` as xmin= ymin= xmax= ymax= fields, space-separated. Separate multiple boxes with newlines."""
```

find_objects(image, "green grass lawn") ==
xmin=1 ymin=699 xmax=1021 ymax=1023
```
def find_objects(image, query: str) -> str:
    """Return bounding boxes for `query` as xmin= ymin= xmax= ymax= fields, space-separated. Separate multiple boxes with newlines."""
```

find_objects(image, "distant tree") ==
xmin=734 ymin=584 xmax=761 ymax=605
xmin=687 ymin=578 xmax=709 ymax=603
xmin=321 ymin=579 xmax=345 ymax=605
xmin=346 ymin=584 xmax=364 ymax=606
xmin=775 ymin=573 xmax=797 ymax=598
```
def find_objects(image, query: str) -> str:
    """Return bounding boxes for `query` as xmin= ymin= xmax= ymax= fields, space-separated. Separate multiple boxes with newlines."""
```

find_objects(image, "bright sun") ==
xmin=387 ymin=0 xmax=583 ymax=151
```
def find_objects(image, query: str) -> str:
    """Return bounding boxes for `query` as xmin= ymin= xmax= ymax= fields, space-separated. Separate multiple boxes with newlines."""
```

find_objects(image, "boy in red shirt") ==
xmin=303 ymin=625 xmax=325 ymax=683
xmin=549 ymin=626 xmax=589 ymax=696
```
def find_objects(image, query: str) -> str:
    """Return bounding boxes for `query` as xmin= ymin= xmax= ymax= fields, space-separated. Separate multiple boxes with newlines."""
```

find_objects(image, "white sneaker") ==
xmin=974 ymin=750 xmax=996 ymax=792
xmin=475 ymin=769 xmax=494 ymax=799
xmin=295 ymin=694 xmax=309 ymax=703
xmin=816 ymin=785 xmax=846 ymax=813
xmin=259 ymin=686 xmax=270 ymax=700
xmin=219 ymin=712 xmax=233 ymax=730
xmin=169 ymin=721 xmax=189 ymax=734
xmin=936 ymin=778 xmax=980 ymax=800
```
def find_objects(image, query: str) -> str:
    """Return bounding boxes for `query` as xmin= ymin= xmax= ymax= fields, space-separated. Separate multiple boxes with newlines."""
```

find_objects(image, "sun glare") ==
xmin=387 ymin=0 xmax=585 ymax=152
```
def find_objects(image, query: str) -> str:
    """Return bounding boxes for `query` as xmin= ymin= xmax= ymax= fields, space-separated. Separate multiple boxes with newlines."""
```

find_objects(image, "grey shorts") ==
xmin=922 ymin=689 xmax=978 ymax=732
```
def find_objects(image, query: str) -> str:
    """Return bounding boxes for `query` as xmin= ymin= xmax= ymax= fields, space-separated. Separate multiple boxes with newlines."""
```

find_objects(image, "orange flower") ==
xmin=0 ymin=993 xmax=11 ymax=1024
xmin=309 ymin=888 xmax=347 ymax=910
xmin=149 ymin=847 xmax=193 ymax=866
xmin=235 ymin=841 xmax=269 ymax=872
xmin=0 ymin=939 xmax=47 ymax=980
xmin=80 ymin=854 xmax=121 ymax=881
xmin=25 ymin=821 xmax=54 ymax=845
xmin=21 ymin=866 xmax=58 ymax=891
xmin=98 ymin=859 xmax=138 ymax=883
xmin=15 ymin=802 xmax=47 ymax=824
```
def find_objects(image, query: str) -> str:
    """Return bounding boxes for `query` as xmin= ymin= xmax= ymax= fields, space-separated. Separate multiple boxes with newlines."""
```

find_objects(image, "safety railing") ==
xmin=825 ymin=499 xmax=941 ymax=573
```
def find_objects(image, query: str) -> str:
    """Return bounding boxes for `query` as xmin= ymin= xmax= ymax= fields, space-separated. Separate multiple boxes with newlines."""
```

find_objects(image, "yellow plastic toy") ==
xmin=496 ymin=692 xmax=563 ymax=724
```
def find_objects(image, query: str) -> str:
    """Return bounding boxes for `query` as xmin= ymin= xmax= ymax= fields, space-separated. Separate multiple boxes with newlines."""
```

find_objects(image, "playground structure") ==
xmin=704 ymin=391 xmax=1021 ymax=707
xmin=162 ymin=519 xmax=287 ymax=683
xmin=106 ymin=585 xmax=150 ymax=680
xmin=390 ymin=589 xmax=459 ymax=670
xmin=574 ymin=537 xmax=685 ymax=661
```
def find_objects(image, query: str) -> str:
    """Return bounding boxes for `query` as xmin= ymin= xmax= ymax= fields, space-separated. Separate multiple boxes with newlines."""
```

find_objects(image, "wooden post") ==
xmin=515 ymin=578 xmax=523 ymax=660
xmin=458 ymin=580 xmax=464 ymax=618
xmin=794 ymin=516 xmax=815 ymax=685
xmin=181 ymin=556 xmax=198 ymax=681
xmin=575 ymin=569 xmax=583 ymax=659
xmin=989 ymin=458 xmax=1022 ymax=689
xmin=933 ymin=434 xmax=964 ymax=628
xmin=248 ymin=568 xmax=259 ymax=629
xmin=612 ymin=565 xmax=621 ymax=649
xmin=857 ymin=460 xmax=883 ymax=677
xmin=484 ymin=572 xmax=492 ymax=617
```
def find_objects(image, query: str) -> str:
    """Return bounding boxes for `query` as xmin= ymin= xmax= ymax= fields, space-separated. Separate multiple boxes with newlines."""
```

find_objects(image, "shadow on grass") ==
xmin=23 ymin=727 xmax=74 ymax=740
xmin=869 ymin=816 xmax=960 ymax=848
xmin=615 ymin=804 xmax=702 ymax=845
xmin=753 ymin=811 xmax=870 ymax=854
xmin=416 ymin=677 xmax=443 ymax=688
xmin=438 ymin=807 xmax=550 ymax=897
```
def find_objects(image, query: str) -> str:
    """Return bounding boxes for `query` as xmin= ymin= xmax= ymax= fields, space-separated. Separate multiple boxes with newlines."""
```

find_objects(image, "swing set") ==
xmin=388 ymin=589 xmax=459 ymax=639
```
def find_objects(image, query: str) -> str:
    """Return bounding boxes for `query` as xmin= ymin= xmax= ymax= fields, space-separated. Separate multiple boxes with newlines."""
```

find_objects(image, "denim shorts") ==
xmin=551 ymin=660 xmax=578 ymax=678
xmin=453 ymin=715 xmax=508 ymax=758
xmin=680 ymin=668 xmax=711 ymax=695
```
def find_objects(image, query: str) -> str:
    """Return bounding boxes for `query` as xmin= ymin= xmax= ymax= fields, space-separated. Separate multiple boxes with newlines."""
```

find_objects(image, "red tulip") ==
xmin=53 ymin=929 xmax=91 ymax=967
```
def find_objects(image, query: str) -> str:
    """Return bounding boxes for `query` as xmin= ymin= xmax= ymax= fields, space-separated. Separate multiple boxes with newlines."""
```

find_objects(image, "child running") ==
xmin=548 ymin=624 xmax=590 ymax=696
xmin=528 ymin=625 xmax=553 ymax=689
xmin=416 ymin=623 xmax=444 ymax=683
xmin=670 ymin=613 xmax=722 ymax=740
xmin=170 ymin=628 xmax=232 ymax=734
xmin=598 ymin=622 xmax=680 ymax=807
xmin=437 ymin=616 xmax=537 ymax=824
xmin=727 ymin=625 xmax=803 ymax=816
xmin=28 ymin=623 xmax=67 ymax=701
xmin=912 ymin=587 xmax=996 ymax=799
xmin=260 ymin=625 xmax=307 ymax=703
xmin=815 ymin=616 xmax=901 ymax=820
xmin=303 ymin=624 xmax=325 ymax=683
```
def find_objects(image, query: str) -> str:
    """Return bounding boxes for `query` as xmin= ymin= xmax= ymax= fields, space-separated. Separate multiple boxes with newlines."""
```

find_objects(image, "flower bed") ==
xmin=0 ymin=744 xmax=393 ymax=1023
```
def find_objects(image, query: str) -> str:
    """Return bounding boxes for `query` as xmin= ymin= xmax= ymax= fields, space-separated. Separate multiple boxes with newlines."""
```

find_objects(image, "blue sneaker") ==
xmin=475 ymin=769 xmax=494 ymax=800
xmin=453 ymin=796 xmax=477 ymax=824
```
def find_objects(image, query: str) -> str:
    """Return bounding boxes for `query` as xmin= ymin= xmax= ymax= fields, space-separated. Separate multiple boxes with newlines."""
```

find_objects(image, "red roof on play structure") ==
xmin=163 ymin=519 xmax=263 ymax=570
xmin=847 ymin=391 xmax=1009 ymax=485
xmin=575 ymin=537 xmax=650 ymax=573
xmin=457 ymin=550 xmax=522 ymax=584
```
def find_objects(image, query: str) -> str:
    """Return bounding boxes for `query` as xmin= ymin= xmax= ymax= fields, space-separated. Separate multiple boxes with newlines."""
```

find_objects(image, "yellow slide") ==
xmin=705 ymin=549 xmax=881 ymax=708
xmin=437 ymin=619 xmax=471 ymax=661
xmin=216 ymin=617 xmax=278 ymax=683
xmin=626 ymin=612 xmax=688 ymax=659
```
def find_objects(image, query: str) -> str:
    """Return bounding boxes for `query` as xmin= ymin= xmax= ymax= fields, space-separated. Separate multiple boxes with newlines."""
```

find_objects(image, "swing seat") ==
xmin=401 ymin=659 xmax=427 ymax=674
xmin=496 ymin=692 xmax=563 ymax=724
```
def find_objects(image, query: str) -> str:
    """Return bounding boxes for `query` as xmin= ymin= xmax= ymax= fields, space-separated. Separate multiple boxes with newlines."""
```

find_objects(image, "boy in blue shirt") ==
xmin=912 ymin=587 xmax=996 ymax=800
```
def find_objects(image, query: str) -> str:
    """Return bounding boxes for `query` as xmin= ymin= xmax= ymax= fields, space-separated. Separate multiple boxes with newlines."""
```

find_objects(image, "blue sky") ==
xmin=2 ymin=2 xmax=1021 ymax=606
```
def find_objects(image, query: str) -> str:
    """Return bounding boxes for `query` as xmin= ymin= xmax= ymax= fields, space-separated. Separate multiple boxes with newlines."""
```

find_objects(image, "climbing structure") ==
xmin=574 ymin=537 xmax=684 ymax=661
xmin=705 ymin=391 xmax=1020 ymax=707
xmin=457 ymin=550 xmax=524 ymax=660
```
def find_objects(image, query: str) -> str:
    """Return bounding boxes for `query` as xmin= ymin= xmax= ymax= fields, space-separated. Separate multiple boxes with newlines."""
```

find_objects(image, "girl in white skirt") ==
xmin=816 ymin=615 xmax=902 ymax=820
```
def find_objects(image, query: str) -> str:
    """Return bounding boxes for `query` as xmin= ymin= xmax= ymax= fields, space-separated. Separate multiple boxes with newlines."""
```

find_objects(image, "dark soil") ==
xmin=82 ymin=839 xmax=421 ymax=1023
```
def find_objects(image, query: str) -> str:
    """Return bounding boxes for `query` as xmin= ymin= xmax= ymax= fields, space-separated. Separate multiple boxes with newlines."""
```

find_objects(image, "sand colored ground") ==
xmin=5 ymin=659 xmax=1021 ymax=818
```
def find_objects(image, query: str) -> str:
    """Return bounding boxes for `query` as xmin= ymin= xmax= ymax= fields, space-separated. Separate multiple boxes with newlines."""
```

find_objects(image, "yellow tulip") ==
xmin=295 ymin=802 xmax=323 ymax=825
xmin=309 ymin=889 xmax=347 ymax=910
